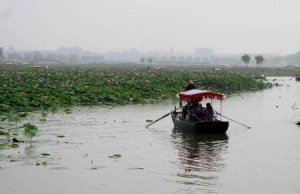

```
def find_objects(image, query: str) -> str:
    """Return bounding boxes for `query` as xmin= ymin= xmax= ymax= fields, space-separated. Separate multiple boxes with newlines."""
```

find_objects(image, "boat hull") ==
xmin=171 ymin=112 xmax=229 ymax=134
xmin=254 ymin=76 xmax=266 ymax=80
xmin=296 ymin=75 xmax=300 ymax=81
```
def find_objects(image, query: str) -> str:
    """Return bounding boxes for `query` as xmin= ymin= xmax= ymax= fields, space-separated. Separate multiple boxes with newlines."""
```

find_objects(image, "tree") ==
xmin=24 ymin=53 xmax=33 ymax=61
xmin=0 ymin=47 xmax=4 ymax=59
xmin=178 ymin=56 xmax=185 ymax=62
xmin=148 ymin=58 xmax=153 ymax=64
xmin=8 ymin=53 xmax=22 ymax=60
xmin=194 ymin=57 xmax=201 ymax=62
xmin=160 ymin=56 xmax=168 ymax=62
xmin=170 ymin=56 xmax=177 ymax=61
xmin=33 ymin=51 xmax=43 ymax=60
xmin=255 ymin=55 xmax=264 ymax=66
xmin=241 ymin=54 xmax=251 ymax=67
xmin=82 ymin=55 xmax=91 ymax=61
xmin=92 ymin=56 xmax=104 ymax=62
xmin=186 ymin=56 xmax=193 ymax=62
xmin=45 ymin=54 xmax=57 ymax=60
xmin=68 ymin=53 xmax=79 ymax=63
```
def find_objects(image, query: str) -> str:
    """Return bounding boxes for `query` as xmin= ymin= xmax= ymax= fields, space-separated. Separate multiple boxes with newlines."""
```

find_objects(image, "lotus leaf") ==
xmin=0 ymin=130 xmax=9 ymax=136
xmin=109 ymin=154 xmax=121 ymax=158
xmin=40 ymin=118 xmax=46 ymax=122
xmin=10 ymin=144 xmax=19 ymax=148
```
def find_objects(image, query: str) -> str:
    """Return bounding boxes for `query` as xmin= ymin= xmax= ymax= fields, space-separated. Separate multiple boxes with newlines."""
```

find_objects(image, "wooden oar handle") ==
xmin=217 ymin=113 xmax=251 ymax=129
xmin=146 ymin=107 xmax=181 ymax=128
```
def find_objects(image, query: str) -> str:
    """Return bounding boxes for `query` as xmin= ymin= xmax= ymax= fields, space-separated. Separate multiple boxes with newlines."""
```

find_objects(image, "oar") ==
xmin=217 ymin=113 xmax=251 ymax=129
xmin=288 ymin=76 xmax=295 ymax=81
xmin=146 ymin=107 xmax=181 ymax=128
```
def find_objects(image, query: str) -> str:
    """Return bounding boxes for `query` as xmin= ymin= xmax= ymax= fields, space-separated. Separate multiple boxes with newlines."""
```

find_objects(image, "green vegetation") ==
xmin=24 ymin=123 xmax=38 ymax=142
xmin=227 ymin=66 xmax=299 ymax=77
xmin=241 ymin=54 xmax=251 ymax=67
xmin=0 ymin=130 xmax=9 ymax=136
xmin=255 ymin=55 xmax=264 ymax=66
xmin=0 ymin=64 xmax=279 ymax=114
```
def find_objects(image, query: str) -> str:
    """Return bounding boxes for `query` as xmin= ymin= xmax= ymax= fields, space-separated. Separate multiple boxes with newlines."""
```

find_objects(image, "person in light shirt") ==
xmin=205 ymin=103 xmax=217 ymax=121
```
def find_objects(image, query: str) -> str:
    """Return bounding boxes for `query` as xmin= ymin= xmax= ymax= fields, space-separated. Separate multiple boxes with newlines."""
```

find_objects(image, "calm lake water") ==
xmin=1 ymin=77 xmax=300 ymax=194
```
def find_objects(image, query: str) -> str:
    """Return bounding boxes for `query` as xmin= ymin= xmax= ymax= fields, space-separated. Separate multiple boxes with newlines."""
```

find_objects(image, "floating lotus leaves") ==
xmin=19 ymin=113 xmax=28 ymax=118
xmin=109 ymin=154 xmax=121 ymax=158
xmin=146 ymin=119 xmax=153 ymax=122
xmin=0 ymin=130 xmax=9 ymax=136
xmin=41 ymin=153 xmax=50 ymax=156
xmin=185 ymin=168 xmax=191 ymax=172
xmin=41 ymin=161 xmax=47 ymax=166
xmin=50 ymin=167 xmax=69 ymax=170
xmin=10 ymin=144 xmax=19 ymax=148
xmin=36 ymin=161 xmax=47 ymax=166
xmin=40 ymin=118 xmax=47 ymax=122
xmin=128 ymin=167 xmax=144 ymax=170
xmin=64 ymin=108 xmax=72 ymax=114
xmin=57 ymin=135 xmax=65 ymax=138
xmin=91 ymin=166 xmax=106 ymax=170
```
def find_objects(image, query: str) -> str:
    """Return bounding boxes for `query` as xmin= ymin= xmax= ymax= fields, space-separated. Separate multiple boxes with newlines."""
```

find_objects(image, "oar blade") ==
xmin=146 ymin=107 xmax=181 ymax=128
xmin=146 ymin=113 xmax=170 ymax=128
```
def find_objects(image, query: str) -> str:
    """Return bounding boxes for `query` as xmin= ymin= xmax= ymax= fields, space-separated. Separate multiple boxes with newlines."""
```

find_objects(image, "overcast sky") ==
xmin=1 ymin=0 xmax=299 ymax=55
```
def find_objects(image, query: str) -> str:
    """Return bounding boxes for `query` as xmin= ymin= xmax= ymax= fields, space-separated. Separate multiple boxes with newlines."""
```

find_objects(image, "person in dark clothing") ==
xmin=181 ymin=80 xmax=197 ymax=119
xmin=204 ymin=103 xmax=217 ymax=121
xmin=185 ymin=80 xmax=196 ymax=91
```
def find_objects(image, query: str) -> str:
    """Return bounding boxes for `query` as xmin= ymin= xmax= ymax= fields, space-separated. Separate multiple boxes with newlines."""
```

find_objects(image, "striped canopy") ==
xmin=178 ymin=89 xmax=226 ymax=101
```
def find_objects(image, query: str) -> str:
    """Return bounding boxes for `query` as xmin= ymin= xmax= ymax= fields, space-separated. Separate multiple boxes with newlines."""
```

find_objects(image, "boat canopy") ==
xmin=178 ymin=89 xmax=226 ymax=101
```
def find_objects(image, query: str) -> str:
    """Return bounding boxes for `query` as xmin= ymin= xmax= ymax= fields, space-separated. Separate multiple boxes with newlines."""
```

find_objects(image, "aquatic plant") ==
xmin=7 ymin=114 xmax=21 ymax=126
xmin=0 ymin=64 xmax=275 ymax=114
xmin=0 ymin=130 xmax=9 ymax=136
xmin=24 ymin=123 xmax=38 ymax=142
xmin=109 ymin=154 xmax=121 ymax=158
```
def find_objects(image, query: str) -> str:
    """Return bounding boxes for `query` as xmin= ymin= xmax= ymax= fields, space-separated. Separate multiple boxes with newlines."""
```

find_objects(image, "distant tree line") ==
xmin=2 ymin=45 xmax=300 ymax=66
xmin=1 ymin=50 xmax=104 ymax=64
xmin=241 ymin=54 xmax=265 ymax=67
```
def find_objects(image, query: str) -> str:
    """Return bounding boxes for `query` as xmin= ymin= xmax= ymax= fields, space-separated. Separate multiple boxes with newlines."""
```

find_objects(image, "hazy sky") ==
xmin=1 ymin=0 xmax=300 ymax=55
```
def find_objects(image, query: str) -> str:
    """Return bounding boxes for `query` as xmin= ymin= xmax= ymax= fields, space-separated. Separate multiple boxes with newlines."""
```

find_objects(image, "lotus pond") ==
xmin=0 ymin=76 xmax=300 ymax=194
xmin=0 ymin=64 xmax=273 ymax=114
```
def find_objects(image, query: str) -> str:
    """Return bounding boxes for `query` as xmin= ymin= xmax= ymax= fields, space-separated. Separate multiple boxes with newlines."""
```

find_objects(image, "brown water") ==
xmin=1 ymin=77 xmax=300 ymax=194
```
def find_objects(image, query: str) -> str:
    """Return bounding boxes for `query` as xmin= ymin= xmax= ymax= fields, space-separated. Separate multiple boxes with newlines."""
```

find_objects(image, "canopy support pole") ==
xmin=220 ymin=100 xmax=222 ymax=121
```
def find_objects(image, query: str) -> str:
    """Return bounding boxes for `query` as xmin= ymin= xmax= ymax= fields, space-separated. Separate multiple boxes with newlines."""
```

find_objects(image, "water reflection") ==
xmin=171 ymin=130 xmax=229 ymax=188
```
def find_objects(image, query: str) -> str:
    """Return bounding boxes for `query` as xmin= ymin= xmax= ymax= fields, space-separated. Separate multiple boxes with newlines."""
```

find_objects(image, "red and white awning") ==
xmin=178 ymin=89 xmax=226 ymax=101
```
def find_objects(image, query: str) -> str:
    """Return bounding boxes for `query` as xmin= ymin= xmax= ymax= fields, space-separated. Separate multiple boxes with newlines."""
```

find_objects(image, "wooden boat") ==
xmin=28 ymin=66 xmax=43 ymax=69
xmin=295 ymin=71 xmax=300 ymax=81
xmin=171 ymin=89 xmax=229 ymax=134
xmin=254 ymin=74 xmax=266 ymax=80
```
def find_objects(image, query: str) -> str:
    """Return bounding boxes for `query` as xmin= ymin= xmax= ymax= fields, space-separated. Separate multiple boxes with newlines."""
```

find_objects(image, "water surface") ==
xmin=0 ymin=77 xmax=300 ymax=194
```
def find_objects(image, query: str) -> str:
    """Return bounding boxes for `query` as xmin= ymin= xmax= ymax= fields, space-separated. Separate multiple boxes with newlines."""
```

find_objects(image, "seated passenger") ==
xmin=205 ymin=103 xmax=217 ymax=121
xmin=186 ymin=111 xmax=190 ymax=121
xmin=194 ymin=100 xmax=204 ymax=116
xmin=189 ymin=104 xmax=202 ymax=122
xmin=182 ymin=102 xmax=190 ymax=119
